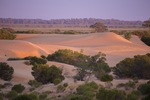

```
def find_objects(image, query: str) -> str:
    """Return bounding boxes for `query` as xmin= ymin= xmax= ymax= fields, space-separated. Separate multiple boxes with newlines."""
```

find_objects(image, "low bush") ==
xmin=57 ymin=85 xmax=66 ymax=93
xmin=114 ymin=54 xmax=150 ymax=79
xmin=138 ymin=83 xmax=150 ymax=95
xmin=141 ymin=36 xmax=150 ymax=46
xmin=32 ymin=64 xmax=64 ymax=84
xmin=12 ymin=84 xmax=25 ymax=93
xmin=0 ymin=62 xmax=14 ymax=81
xmin=53 ymin=78 xmax=62 ymax=85
xmin=96 ymin=88 xmax=126 ymax=100
xmin=7 ymin=90 xmax=18 ymax=100
xmin=76 ymin=82 xmax=98 ymax=99
xmin=28 ymin=80 xmax=42 ymax=88
xmin=100 ymin=74 xmax=113 ymax=82
xmin=30 ymin=56 xmax=47 ymax=65
xmin=0 ymin=28 xmax=16 ymax=40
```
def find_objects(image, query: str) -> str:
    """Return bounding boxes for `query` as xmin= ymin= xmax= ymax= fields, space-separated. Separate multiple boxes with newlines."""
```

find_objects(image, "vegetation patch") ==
xmin=114 ymin=53 xmax=150 ymax=79
xmin=12 ymin=84 xmax=25 ymax=93
xmin=0 ymin=28 xmax=16 ymax=39
xmin=31 ymin=64 xmax=64 ymax=84
xmin=0 ymin=62 xmax=14 ymax=81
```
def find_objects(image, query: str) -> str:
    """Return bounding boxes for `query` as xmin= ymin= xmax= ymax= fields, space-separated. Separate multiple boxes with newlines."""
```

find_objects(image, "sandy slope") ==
xmin=0 ymin=40 xmax=48 ymax=59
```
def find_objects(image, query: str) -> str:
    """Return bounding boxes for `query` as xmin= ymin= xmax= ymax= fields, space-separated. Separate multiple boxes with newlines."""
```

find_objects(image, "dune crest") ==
xmin=0 ymin=40 xmax=48 ymax=58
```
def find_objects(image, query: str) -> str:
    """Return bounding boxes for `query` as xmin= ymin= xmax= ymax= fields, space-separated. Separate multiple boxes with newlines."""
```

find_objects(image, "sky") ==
xmin=0 ymin=0 xmax=150 ymax=21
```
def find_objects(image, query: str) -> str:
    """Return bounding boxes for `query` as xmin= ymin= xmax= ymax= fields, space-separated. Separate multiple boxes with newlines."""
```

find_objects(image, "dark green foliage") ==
xmin=0 ymin=28 xmax=16 ymax=39
xmin=7 ymin=58 xmax=24 ymax=61
xmin=63 ymin=83 xmax=68 ymax=87
xmin=114 ymin=58 xmax=134 ymax=78
xmin=12 ymin=84 xmax=25 ymax=93
xmin=57 ymin=85 xmax=66 ymax=92
xmin=76 ymin=82 xmax=98 ymax=100
xmin=47 ymin=49 xmax=89 ymax=67
xmin=143 ymin=19 xmax=150 ymax=28
xmin=47 ymin=49 xmax=110 ymax=81
xmin=90 ymin=22 xmax=108 ymax=32
xmin=142 ymin=94 xmax=150 ymax=100
xmin=30 ymin=56 xmax=47 ymax=65
xmin=65 ymin=94 xmax=85 ymax=100
xmin=7 ymin=90 xmax=18 ymax=100
xmin=53 ymin=78 xmax=62 ymax=85
xmin=96 ymin=88 xmax=126 ymax=100
xmin=14 ymin=94 xmax=32 ymax=100
xmin=39 ymin=93 xmax=47 ymax=100
xmin=32 ymin=64 xmax=64 ymax=84
xmin=100 ymin=74 xmax=113 ymax=82
xmin=0 ymin=95 xmax=3 ymax=100
xmin=62 ymin=30 xmax=78 ymax=34
xmin=141 ymin=36 xmax=150 ymax=46
xmin=114 ymin=54 xmax=150 ymax=79
xmin=28 ymin=80 xmax=42 ymax=88
xmin=0 ymin=62 xmax=14 ymax=81
xmin=126 ymin=91 xmax=139 ymax=100
xmin=138 ymin=83 xmax=150 ymax=95
xmin=74 ymin=68 xmax=88 ymax=81
xmin=125 ymin=80 xmax=136 ymax=89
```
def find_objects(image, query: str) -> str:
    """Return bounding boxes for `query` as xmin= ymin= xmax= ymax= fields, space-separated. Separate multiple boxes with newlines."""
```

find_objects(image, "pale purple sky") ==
xmin=0 ymin=0 xmax=150 ymax=21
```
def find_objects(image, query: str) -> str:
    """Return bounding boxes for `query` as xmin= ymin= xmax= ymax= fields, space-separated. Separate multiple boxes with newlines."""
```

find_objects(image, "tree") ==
xmin=31 ymin=64 xmax=64 ymax=84
xmin=90 ymin=22 xmax=107 ymax=32
xmin=114 ymin=54 xmax=150 ymax=79
xmin=0 ymin=28 xmax=16 ymax=39
xmin=0 ymin=62 xmax=14 ymax=81
xmin=143 ymin=19 xmax=150 ymax=28
xmin=12 ymin=84 xmax=25 ymax=93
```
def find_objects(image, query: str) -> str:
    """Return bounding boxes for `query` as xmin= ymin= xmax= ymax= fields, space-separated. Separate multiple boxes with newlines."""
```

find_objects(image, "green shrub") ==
xmin=90 ymin=22 xmax=107 ymax=32
xmin=32 ymin=64 xmax=64 ymax=84
xmin=0 ymin=28 xmax=16 ymax=40
xmin=14 ymin=94 xmax=32 ymax=100
xmin=114 ymin=54 xmax=150 ymax=79
xmin=141 ymin=36 xmax=150 ymax=46
xmin=30 ymin=56 xmax=47 ymax=65
xmin=53 ymin=78 xmax=62 ymax=85
xmin=100 ymin=74 xmax=113 ymax=82
xmin=57 ymin=85 xmax=65 ymax=93
xmin=7 ymin=90 xmax=18 ymax=100
xmin=96 ymin=88 xmax=126 ymax=100
xmin=76 ymin=82 xmax=98 ymax=100
xmin=47 ymin=49 xmax=89 ymax=67
xmin=28 ymin=80 xmax=42 ymax=88
xmin=138 ymin=83 xmax=150 ymax=95
xmin=12 ymin=84 xmax=25 ymax=93
xmin=125 ymin=80 xmax=136 ymax=89
xmin=39 ymin=93 xmax=47 ymax=100
xmin=0 ymin=62 xmax=14 ymax=81
xmin=142 ymin=94 xmax=150 ymax=100
xmin=63 ymin=83 xmax=68 ymax=87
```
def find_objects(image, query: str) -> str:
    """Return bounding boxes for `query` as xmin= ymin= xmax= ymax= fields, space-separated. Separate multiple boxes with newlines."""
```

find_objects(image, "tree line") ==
xmin=0 ymin=18 xmax=142 ymax=28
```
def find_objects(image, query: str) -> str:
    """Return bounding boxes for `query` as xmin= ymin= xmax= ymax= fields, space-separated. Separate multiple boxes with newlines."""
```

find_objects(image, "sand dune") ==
xmin=1 ymin=32 xmax=150 ymax=66
xmin=0 ymin=40 xmax=48 ymax=59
